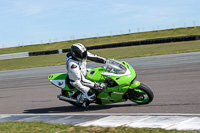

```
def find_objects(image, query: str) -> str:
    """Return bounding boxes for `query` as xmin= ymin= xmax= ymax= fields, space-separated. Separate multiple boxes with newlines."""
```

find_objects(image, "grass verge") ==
xmin=1 ymin=27 xmax=200 ymax=55
xmin=0 ymin=121 xmax=198 ymax=133
xmin=1 ymin=40 xmax=200 ymax=71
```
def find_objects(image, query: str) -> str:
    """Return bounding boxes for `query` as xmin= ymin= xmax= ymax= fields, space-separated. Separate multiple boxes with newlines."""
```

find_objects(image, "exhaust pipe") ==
xmin=57 ymin=95 xmax=77 ymax=103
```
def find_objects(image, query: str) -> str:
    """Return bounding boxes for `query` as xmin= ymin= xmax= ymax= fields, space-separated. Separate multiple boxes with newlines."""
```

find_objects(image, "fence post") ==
xmin=193 ymin=21 xmax=196 ymax=28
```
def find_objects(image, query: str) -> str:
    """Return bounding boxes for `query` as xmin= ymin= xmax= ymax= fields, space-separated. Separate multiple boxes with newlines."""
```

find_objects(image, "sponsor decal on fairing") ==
xmin=50 ymin=80 xmax=65 ymax=88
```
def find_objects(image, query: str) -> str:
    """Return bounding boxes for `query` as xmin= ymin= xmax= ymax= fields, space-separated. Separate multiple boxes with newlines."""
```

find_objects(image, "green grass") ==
xmin=92 ymin=40 xmax=200 ymax=59
xmin=1 ymin=40 xmax=200 ymax=71
xmin=0 ymin=121 xmax=198 ymax=133
xmin=1 ymin=26 xmax=200 ymax=55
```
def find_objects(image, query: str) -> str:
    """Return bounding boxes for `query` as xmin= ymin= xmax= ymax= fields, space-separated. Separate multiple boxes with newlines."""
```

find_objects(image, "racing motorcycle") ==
xmin=48 ymin=59 xmax=154 ymax=107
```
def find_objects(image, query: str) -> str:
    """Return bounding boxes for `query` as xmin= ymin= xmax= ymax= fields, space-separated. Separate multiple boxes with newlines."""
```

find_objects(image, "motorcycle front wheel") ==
xmin=127 ymin=83 xmax=154 ymax=104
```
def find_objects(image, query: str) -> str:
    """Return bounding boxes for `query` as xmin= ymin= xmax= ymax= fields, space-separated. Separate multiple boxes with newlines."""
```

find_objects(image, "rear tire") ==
xmin=127 ymin=83 xmax=154 ymax=104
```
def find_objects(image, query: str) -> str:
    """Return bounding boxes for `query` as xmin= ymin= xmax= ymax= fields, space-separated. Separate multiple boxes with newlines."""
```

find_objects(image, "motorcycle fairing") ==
xmin=87 ymin=60 xmax=136 ymax=86
xmin=129 ymin=81 xmax=141 ymax=89
xmin=48 ymin=59 xmax=144 ymax=105
xmin=48 ymin=73 xmax=75 ymax=90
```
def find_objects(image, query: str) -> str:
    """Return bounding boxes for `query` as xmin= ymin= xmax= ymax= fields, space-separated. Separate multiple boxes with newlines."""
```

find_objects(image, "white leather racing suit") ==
xmin=65 ymin=51 xmax=106 ymax=102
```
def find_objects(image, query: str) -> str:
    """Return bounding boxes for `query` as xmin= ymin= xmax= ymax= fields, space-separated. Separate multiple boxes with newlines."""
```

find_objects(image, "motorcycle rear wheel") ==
xmin=127 ymin=83 xmax=154 ymax=104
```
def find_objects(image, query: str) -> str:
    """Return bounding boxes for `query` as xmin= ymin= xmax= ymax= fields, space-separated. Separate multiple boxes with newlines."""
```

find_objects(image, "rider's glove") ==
xmin=94 ymin=82 xmax=107 ymax=90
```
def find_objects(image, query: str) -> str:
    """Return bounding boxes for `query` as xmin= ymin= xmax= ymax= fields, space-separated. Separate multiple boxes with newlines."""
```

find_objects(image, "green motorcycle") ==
xmin=48 ymin=59 xmax=154 ymax=107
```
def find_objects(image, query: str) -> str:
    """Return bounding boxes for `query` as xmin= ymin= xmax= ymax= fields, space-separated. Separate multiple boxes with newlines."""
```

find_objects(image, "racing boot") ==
xmin=76 ymin=89 xmax=96 ymax=108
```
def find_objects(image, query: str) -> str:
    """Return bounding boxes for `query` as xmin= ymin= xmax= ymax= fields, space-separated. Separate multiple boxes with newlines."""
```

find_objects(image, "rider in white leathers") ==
xmin=66 ymin=43 xmax=107 ymax=107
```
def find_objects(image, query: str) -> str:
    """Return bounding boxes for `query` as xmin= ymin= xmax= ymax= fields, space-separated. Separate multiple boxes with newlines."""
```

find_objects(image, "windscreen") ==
xmin=104 ymin=59 xmax=127 ymax=74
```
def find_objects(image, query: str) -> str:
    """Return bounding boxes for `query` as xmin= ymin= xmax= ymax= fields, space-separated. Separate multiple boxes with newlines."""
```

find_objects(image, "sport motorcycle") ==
xmin=48 ymin=59 xmax=154 ymax=107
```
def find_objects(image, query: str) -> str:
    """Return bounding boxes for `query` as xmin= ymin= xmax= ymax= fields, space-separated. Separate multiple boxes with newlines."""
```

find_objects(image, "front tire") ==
xmin=127 ymin=83 xmax=154 ymax=104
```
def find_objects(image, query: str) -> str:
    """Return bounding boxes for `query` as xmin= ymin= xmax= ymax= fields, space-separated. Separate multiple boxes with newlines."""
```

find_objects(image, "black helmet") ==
xmin=70 ymin=43 xmax=87 ymax=61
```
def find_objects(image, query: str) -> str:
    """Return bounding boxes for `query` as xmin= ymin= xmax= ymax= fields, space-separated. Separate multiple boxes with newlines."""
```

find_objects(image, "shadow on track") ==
xmin=23 ymin=102 xmax=200 ymax=114
xmin=23 ymin=103 xmax=138 ymax=113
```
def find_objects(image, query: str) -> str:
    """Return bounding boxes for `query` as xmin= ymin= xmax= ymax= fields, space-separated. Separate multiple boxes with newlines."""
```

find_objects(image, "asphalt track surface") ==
xmin=0 ymin=52 xmax=200 ymax=114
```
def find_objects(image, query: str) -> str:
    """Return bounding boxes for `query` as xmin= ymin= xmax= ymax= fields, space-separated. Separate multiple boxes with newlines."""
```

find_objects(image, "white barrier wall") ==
xmin=0 ymin=52 xmax=29 ymax=60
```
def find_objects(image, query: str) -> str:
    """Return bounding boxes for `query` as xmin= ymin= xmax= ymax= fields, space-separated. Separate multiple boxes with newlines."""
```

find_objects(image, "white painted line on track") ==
xmin=1 ymin=114 xmax=200 ymax=131
xmin=1 ymin=113 xmax=200 ymax=116
xmin=50 ymin=116 xmax=73 ymax=124
xmin=18 ymin=116 xmax=39 ymax=122
xmin=166 ymin=117 xmax=200 ymax=131
xmin=0 ymin=115 xmax=10 ymax=119
xmin=80 ymin=116 xmax=152 ymax=127
xmin=48 ymin=116 xmax=73 ymax=123
xmin=126 ymin=116 xmax=190 ymax=129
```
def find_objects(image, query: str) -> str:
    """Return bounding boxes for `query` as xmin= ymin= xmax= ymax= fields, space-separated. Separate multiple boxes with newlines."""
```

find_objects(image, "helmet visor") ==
xmin=73 ymin=50 xmax=87 ymax=61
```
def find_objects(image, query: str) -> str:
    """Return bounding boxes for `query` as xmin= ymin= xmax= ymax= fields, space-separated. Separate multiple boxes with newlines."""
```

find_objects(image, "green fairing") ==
xmin=86 ymin=61 xmax=137 ymax=104
xmin=48 ymin=73 xmax=67 ymax=80
xmin=48 ymin=73 xmax=75 ymax=91
xmin=86 ymin=67 xmax=105 ymax=82
xmin=129 ymin=81 xmax=141 ymax=89
xmin=97 ymin=86 xmax=129 ymax=104
xmin=87 ymin=61 xmax=136 ymax=86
